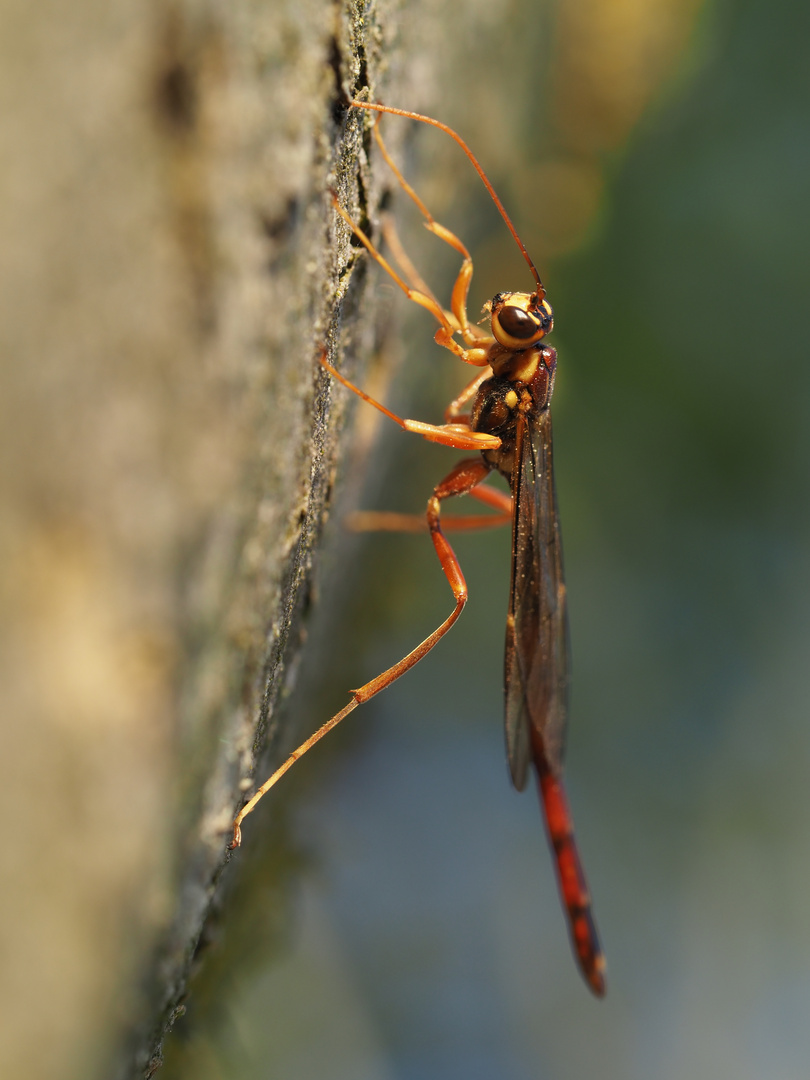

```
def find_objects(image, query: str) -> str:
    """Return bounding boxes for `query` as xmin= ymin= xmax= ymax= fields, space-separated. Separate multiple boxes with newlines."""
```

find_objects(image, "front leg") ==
xmin=369 ymin=117 xmax=492 ymax=349
xmin=330 ymin=194 xmax=490 ymax=368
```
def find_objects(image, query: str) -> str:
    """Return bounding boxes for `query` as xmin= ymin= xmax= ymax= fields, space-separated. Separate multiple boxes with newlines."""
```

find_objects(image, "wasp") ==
xmin=231 ymin=100 xmax=606 ymax=997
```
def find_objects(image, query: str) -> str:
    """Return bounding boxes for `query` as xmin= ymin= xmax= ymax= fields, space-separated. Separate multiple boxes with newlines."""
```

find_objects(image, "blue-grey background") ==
xmin=163 ymin=0 xmax=810 ymax=1076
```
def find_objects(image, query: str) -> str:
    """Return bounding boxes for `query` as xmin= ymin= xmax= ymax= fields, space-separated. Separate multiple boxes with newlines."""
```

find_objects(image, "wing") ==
xmin=504 ymin=406 xmax=570 ymax=789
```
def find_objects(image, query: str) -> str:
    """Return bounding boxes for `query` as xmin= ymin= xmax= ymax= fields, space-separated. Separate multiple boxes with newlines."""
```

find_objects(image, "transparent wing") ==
xmin=504 ymin=407 xmax=570 ymax=789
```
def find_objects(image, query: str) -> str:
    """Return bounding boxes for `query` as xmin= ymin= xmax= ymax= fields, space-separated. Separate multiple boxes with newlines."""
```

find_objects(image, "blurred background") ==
xmin=161 ymin=0 xmax=810 ymax=1075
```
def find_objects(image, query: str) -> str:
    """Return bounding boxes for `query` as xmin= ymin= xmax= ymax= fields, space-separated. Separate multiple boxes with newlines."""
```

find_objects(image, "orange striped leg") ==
xmin=230 ymin=457 xmax=492 ymax=850
xmin=537 ymin=765 xmax=606 ymax=996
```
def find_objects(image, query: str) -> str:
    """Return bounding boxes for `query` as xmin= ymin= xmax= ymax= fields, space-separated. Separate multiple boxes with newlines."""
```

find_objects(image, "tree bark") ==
xmin=0 ymin=1 xmax=413 ymax=1076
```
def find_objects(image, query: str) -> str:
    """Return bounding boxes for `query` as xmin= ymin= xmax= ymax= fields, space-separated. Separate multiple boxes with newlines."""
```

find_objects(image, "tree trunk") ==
xmin=0 ymin=0 xmax=414 ymax=1076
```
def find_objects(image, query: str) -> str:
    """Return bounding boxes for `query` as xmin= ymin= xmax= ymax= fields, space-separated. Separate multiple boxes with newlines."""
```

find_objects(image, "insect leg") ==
xmin=230 ymin=457 xmax=492 ymax=849
xmin=320 ymin=351 xmax=500 ymax=451
xmin=370 ymin=117 xmax=490 ymax=348
xmin=445 ymin=368 xmax=492 ymax=422
xmin=347 ymin=477 xmax=512 ymax=534
xmin=379 ymin=213 xmax=443 ymax=311
xmin=331 ymin=193 xmax=489 ymax=368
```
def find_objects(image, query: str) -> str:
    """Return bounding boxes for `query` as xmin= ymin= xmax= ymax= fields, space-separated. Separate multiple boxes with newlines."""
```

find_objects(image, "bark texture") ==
xmin=0 ymin=1 xmax=410 ymax=1076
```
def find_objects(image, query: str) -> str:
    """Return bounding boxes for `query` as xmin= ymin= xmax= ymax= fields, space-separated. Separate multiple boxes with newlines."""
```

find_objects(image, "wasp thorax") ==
xmin=488 ymin=291 xmax=553 ymax=350
xmin=471 ymin=379 xmax=519 ymax=436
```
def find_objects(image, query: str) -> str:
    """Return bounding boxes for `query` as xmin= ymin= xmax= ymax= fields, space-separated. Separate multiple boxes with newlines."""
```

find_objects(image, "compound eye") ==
xmin=498 ymin=306 xmax=538 ymax=339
